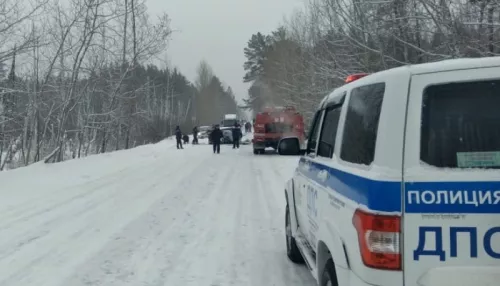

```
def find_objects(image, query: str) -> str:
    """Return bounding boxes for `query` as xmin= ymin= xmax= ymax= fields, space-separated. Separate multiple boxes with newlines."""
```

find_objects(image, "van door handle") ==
xmin=317 ymin=170 xmax=328 ymax=182
xmin=302 ymin=161 xmax=311 ymax=171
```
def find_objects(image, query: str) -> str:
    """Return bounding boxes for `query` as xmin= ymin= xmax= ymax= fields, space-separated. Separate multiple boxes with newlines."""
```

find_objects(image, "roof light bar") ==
xmin=345 ymin=73 xmax=369 ymax=83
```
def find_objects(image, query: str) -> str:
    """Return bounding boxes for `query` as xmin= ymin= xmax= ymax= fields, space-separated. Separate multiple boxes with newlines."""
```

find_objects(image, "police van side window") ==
xmin=317 ymin=105 xmax=342 ymax=158
xmin=421 ymin=79 xmax=500 ymax=168
xmin=340 ymin=83 xmax=385 ymax=165
xmin=306 ymin=111 xmax=322 ymax=154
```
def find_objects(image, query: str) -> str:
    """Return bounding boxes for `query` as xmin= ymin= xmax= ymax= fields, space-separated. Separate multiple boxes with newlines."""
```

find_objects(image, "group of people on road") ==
xmin=174 ymin=122 xmax=244 ymax=154
xmin=208 ymin=122 xmax=242 ymax=154
xmin=175 ymin=126 xmax=200 ymax=149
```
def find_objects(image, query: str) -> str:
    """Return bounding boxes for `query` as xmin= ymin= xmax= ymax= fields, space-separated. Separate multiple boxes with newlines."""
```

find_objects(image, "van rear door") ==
xmin=403 ymin=66 xmax=500 ymax=286
xmin=253 ymin=113 xmax=267 ymax=138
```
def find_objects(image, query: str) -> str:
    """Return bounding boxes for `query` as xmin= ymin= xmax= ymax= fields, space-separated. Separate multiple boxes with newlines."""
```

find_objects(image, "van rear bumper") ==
xmin=253 ymin=138 xmax=279 ymax=149
xmin=335 ymin=266 xmax=499 ymax=286
xmin=414 ymin=266 xmax=500 ymax=286
xmin=336 ymin=267 xmax=394 ymax=286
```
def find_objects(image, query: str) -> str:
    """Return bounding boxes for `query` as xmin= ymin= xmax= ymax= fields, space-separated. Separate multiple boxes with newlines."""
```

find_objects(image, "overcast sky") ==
xmin=146 ymin=0 xmax=303 ymax=104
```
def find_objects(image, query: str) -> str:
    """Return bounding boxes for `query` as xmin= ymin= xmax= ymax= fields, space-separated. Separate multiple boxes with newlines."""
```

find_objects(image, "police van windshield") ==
xmin=421 ymin=79 xmax=500 ymax=169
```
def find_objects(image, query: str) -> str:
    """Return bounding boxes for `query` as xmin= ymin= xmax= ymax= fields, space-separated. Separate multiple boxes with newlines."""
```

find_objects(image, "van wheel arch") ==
xmin=317 ymin=241 xmax=338 ymax=286
xmin=321 ymin=259 xmax=338 ymax=286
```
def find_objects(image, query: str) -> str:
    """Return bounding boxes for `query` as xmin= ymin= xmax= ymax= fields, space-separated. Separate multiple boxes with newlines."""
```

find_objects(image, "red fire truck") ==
xmin=252 ymin=106 xmax=306 ymax=154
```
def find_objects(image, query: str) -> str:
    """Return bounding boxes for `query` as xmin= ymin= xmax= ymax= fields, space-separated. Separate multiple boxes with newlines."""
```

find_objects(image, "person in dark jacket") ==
xmin=175 ymin=126 xmax=183 ymax=149
xmin=232 ymin=122 xmax=242 ymax=149
xmin=192 ymin=126 xmax=199 ymax=145
xmin=210 ymin=125 xmax=223 ymax=154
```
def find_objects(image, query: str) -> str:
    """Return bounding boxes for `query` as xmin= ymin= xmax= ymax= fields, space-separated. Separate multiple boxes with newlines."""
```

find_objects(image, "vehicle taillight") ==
xmin=352 ymin=209 xmax=401 ymax=270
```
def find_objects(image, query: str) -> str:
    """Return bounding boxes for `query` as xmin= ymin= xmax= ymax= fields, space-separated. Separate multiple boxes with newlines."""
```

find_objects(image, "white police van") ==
xmin=278 ymin=57 xmax=500 ymax=286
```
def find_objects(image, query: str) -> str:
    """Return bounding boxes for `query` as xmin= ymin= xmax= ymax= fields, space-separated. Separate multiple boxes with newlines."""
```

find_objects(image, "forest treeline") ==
xmin=242 ymin=0 xmax=499 ymax=122
xmin=0 ymin=0 xmax=243 ymax=170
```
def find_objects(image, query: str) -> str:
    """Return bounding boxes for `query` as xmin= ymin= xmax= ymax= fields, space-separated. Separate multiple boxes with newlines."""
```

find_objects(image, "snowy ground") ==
xmin=0 ymin=135 xmax=315 ymax=286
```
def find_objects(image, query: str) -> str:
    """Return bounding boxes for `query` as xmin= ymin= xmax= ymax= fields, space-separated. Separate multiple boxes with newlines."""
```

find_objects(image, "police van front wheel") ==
xmin=321 ymin=259 xmax=338 ymax=286
xmin=285 ymin=205 xmax=304 ymax=264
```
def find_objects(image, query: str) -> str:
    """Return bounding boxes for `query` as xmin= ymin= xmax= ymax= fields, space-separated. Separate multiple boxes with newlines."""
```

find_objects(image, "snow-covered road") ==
xmin=0 ymin=139 xmax=315 ymax=286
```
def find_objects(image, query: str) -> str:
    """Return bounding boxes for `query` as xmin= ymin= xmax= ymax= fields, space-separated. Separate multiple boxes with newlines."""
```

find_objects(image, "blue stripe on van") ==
xmin=298 ymin=157 xmax=402 ymax=212
xmin=298 ymin=158 xmax=500 ymax=214
xmin=404 ymin=182 xmax=500 ymax=214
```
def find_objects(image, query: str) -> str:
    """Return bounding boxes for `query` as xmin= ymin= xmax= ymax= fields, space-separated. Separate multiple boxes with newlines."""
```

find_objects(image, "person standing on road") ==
xmin=210 ymin=125 xmax=222 ymax=154
xmin=192 ymin=126 xmax=199 ymax=145
xmin=175 ymin=126 xmax=183 ymax=149
xmin=232 ymin=122 xmax=242 ymax=149
xmin=246 ymin=121 xmax=252 ymax=133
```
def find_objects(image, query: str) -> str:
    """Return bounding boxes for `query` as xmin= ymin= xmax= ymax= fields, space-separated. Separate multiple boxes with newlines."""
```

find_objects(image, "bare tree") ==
xmin=195 ymin=60 xmax=214 ymax=91
xmin=0 ymin=0 xmax=48 ymax=63
xmin=0 ymin=0 xmax=175 ymax=170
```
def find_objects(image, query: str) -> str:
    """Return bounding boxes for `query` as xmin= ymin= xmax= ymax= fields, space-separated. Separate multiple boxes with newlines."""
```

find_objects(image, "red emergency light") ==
xmin=345 ymin=73 xmax=369 ymax=83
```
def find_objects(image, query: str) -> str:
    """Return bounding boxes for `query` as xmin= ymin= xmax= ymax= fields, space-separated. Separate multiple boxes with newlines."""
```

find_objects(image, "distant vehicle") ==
xmin=220 ymin=126 xmax=234 ymax=144
xmin=222 ymin=114 xmax=238 ymax=127
xmin=252 ymin=106 xmax=305 ymax=154
xmin=198 ymin=126 xmax=211 ymax=132
xmin=197 ymin=125 xmax=211 ymax=139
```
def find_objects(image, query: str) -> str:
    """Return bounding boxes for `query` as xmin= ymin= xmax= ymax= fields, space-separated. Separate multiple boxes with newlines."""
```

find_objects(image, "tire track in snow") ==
xmin=153 ymin=152 xmax=242 ymax=285
xmin=60 ymin=151 xmax=233 ymax=286
xmin=159 ymin=152 xmax=245 ymax=285
xmin=159 ymin=147 xmax=314 ymax=286
xmin=247 ymin=150 xmax=315 ymax=286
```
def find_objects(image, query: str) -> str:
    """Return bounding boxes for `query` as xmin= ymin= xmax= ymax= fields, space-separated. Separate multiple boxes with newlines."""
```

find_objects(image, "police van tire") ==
xmin=253 ymin=148 xmax=258 ymax=155
xmin=320 ymin=259 xmax=338 ymax=286
xmin=285 ymin=205 xmax=304 ymax=264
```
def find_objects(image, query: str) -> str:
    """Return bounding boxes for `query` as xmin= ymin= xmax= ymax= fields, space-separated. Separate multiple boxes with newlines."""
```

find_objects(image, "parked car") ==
xmin=197 ymin=125 xmax=211 ymax=139
xmin=220 ymin=126 xmax=234 ymax=144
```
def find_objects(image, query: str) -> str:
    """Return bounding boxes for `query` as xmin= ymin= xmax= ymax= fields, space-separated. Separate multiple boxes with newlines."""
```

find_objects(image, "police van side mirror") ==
xmin=278 ymin=137 xmax=300 ymax=155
